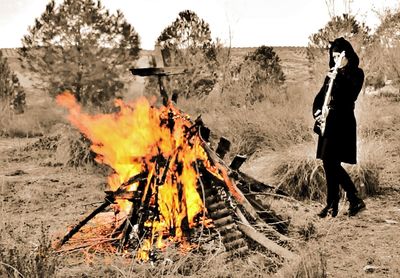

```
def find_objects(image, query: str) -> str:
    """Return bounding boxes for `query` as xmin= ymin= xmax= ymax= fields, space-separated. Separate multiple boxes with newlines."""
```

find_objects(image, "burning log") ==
xmin=229 ymin=154 xmax=247 ymax=170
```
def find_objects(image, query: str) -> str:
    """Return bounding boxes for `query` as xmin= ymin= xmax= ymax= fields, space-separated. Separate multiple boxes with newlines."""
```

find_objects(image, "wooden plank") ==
xmin=237 ymin=222 xmax=298 ymax=261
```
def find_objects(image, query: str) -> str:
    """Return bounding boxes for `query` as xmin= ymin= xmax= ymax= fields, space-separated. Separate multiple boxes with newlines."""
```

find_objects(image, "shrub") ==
xmin=24 ymin=123 xmax=96 ymax=167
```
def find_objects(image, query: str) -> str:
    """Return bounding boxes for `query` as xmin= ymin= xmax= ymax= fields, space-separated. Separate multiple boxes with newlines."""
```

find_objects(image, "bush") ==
xmin=242 ymin=45 xmax=285 ymax=87
xmin=24 ymin=123 xmax=96 ymax=167
xmin=272 ymin=151 xmax=326 ymax=201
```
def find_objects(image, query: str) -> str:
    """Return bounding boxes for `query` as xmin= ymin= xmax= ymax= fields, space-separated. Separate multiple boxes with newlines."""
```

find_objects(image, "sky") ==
xmin=0 ymin=0 xmax=399 ymax=49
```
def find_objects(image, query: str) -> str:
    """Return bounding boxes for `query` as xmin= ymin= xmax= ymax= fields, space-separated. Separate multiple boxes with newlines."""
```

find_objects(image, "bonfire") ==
xmin=55 ymin=89 xmax=295 ymax=262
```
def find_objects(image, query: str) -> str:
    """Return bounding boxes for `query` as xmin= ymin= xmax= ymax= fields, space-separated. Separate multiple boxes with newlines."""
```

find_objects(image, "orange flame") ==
xmin=56 ymin=91 xmax=239 ymax=259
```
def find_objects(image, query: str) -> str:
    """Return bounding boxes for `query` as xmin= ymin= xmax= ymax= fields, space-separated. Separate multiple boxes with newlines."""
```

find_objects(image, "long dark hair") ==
xmin=329 ymin=37 xmax=359 ymax=69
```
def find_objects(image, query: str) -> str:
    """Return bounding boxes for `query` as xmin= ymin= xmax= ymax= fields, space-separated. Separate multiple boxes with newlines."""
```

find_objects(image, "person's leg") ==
xmin=337 ymin=164 xmax=366 ymax=216
xmin=319 ymin=160 xmax=341 ymax=217
xmin=336 ymin=164 xmax=358 ymax=201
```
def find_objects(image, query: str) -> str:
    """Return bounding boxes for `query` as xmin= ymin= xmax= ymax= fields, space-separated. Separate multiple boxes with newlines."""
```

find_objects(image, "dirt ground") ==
xmin=1 ymin=136 xmax=399 ymax=277
xmin=315 ymin=186 xmax=400 ymax=277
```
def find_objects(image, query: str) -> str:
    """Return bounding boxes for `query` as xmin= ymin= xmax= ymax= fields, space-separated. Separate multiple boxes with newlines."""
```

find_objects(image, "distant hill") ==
xmin=230 ymin=46 xmax=310 ymax=84
xmin=138 ymin=46 xmax=310 ymax=84
xmin=1 ymin=46 xmax=310 ymax=97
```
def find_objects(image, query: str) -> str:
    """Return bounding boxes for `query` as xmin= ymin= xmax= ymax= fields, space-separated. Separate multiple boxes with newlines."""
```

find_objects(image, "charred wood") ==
xmin=229 ymin=154 xmax=247 ymax=171
xmin=221 ymin=230 xmax=243 ymax=242
xmin=209 ymin=208 xmax=231 ymax=219
xmin=215 ymin=137 xmax=231 ymax=159
xmin=207 ymin=201 xmax=227 ymax=211
xmin=213 ymin=215 xmax=234 ymax=227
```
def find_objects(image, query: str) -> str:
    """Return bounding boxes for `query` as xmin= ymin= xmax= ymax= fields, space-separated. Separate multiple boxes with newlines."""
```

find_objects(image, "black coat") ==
xmin=312 ymin=66 xmax=364 ymax=164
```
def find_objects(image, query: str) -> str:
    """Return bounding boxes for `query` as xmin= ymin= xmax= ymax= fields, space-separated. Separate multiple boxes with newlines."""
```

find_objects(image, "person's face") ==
xmin=333 ymin=51 xmax=348 ymax=68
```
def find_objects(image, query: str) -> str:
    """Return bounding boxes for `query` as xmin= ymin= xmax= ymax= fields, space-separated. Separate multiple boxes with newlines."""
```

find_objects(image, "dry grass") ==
xmin=55 ymin=248 xmax=283 ymax=277
xmin=267 ymin=142 xmax=381 ymax=202
xmin=0 ymin=225 xmax=58 ymax=278
xmin=277 ymin=246 xmax=327 ymax=278
xmin=345 ymin=139 xmax=382 ymax=197
xmin=0 ymin=104 xmax=64 ymax=138
xmin=177 ymin=84 xmax=315 ymax=159
xmin=357 ymin=94 xmax=400 ymax=140
xmin=270 ymin=144 xmax=326 ymax=201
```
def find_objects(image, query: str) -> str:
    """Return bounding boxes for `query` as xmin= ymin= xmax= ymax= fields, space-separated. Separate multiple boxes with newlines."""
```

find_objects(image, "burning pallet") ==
xmin=55 ymin=65 xmax=296 ymax=262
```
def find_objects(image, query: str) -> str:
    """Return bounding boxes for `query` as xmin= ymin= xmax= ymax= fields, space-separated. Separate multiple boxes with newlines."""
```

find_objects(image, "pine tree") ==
xmin=228 ymin=46 xmax=285 ymax=105
xmin=307 ymin=14 xmax=370 ymax=84
xmin=0 ymin=50 xmax=26 ymax=113
xmin=152 ymin=10 xmax=219 ymax=99
xmin=367 ymin=9 xmax=400 ymax=86
xmin=19 ymin=0 xmax=140 ymax=110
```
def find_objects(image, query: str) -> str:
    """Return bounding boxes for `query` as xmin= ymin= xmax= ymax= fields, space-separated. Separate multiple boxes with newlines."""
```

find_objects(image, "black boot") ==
xmin=317 ymin=205 xmax=330 ymax=218
xmin=348 ymin=198 xmax=366 ymax=217
xmin=331 ymin=200 xmax=339 ymax=217
xmin=318 ymin=200 xmax=339 ymax=218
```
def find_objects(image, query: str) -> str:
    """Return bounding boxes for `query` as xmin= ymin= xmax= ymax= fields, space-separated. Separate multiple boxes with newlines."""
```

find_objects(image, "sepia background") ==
xmin=0 ymin=0 xmax=399 ymax=277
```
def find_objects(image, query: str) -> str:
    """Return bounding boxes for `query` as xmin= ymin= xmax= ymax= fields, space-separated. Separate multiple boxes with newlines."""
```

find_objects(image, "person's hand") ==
xmin=314 ymin=108 xmax=328 ymax=124
xmin=315 ymin=114 xmax=323 ymax=124
xmin=327 ymin=69 xmax=337 ymax=79
xmin=314 ymin=109 xmax=322 ymax=123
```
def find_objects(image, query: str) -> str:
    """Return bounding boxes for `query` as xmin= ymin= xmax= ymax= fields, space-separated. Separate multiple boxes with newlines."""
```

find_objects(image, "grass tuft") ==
xmin=0 ymin=225 xmax=58 ymax=278
xmin=270 ymin=143 xmax=381 ymax=202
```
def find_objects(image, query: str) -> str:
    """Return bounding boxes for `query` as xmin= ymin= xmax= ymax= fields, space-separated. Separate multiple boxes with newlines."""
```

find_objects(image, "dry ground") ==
xmin=243 ymin=148 xmax=400 ymax=278
xmin=1 ymin=135 xmax=399 ymax=277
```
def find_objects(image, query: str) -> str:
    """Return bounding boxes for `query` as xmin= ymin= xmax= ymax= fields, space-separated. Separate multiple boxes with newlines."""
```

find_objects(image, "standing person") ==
xmin=312 ymin=37 xmax=366 ymax=218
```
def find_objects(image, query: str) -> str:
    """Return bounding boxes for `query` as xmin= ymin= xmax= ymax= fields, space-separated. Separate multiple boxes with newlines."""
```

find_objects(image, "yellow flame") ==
xmin=56 ymin=92 xmax=239 ymax=260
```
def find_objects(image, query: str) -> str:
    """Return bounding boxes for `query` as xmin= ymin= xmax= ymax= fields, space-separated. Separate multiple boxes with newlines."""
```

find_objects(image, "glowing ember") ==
xmin=56 ymin=91 xmax=239 ymax=259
